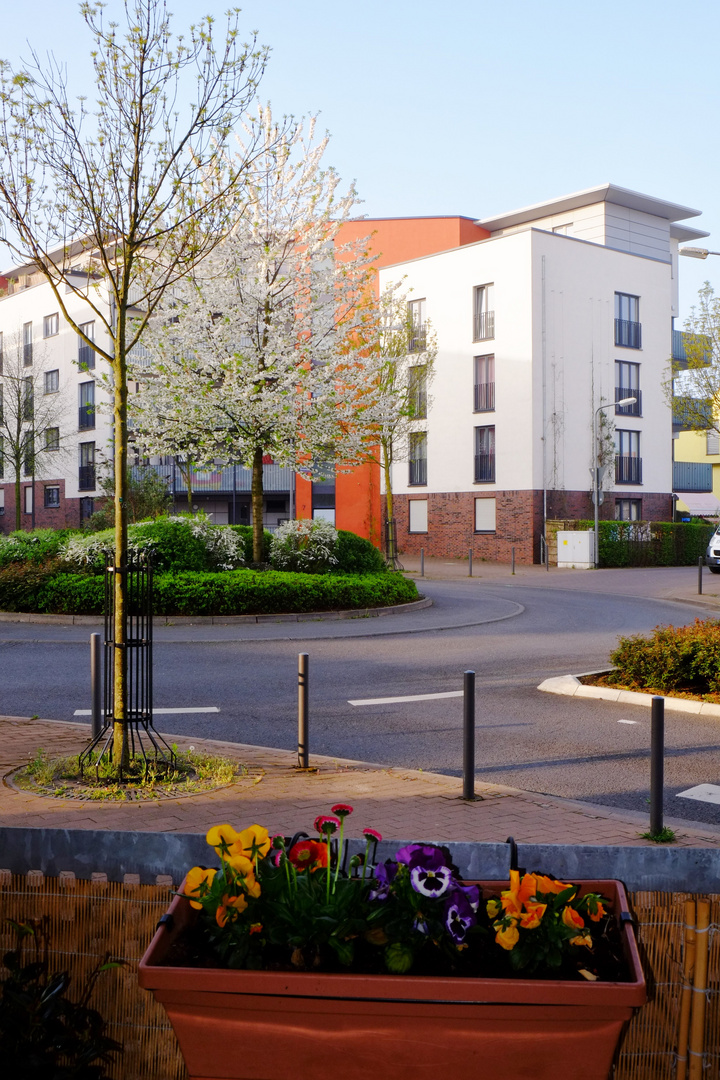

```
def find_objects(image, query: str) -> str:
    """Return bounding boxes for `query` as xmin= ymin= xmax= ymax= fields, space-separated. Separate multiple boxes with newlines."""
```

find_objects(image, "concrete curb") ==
xmin=538 ymin=673 xmax=720 ymax=718
xmin=0 ymin=596 xmax=432 ymax=627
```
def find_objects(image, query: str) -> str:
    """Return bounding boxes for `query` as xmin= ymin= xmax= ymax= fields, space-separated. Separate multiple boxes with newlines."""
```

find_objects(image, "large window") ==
xmin=615 ymin=498 xmax=642 ymax=521
xmin=44 ymin=486 xmax=60 ymax=508
xmin=43 ymin=313 xmax=59 ymax=338
xmin=79 ymin=381 xmax=95 ymax=430
xmin=44 ymin=369 xmax=59 ymax=394
xmin=614 ymin=293 xmax=641 ymax=348
xmin=408 ymin=432 xmax=427 ymax=486
xmin=408 ymin=366 xmax=427 ymax=419
xmin=78 ymin=321 xmax=96 ymax=370
xmin=79 ymin=442 xmax=96 ymax=490
xmin=23 ymin=322 xmax=32 ymax=366
xmin=474 ymin=354 xmax=495 ymax=412
xmin=615 ymin=360 xmax=641 ymax=415
xmin=615 ymin=429 xmax=642 ymax=484
xmin=408 ymin=299 xmax=427 ymax=353
xmin=474 ymin=425 xmax=495 ymax=482
xmin=44 ymin=427 xmax=60 ymax=451
xmin=24 ymin=486 xmax=33 ymax=514
xmin=408 ymin=499 xmax=428 ymax=533
xmin=473 ymin=284 xmax=494 ymax=341
xmin=475 ymin=497 xmax=496 ymax=532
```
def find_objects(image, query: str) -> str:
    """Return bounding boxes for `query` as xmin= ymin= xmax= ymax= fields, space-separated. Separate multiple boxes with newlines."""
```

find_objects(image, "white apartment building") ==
xmin=379 ymin=184 xmax=708 ymax=562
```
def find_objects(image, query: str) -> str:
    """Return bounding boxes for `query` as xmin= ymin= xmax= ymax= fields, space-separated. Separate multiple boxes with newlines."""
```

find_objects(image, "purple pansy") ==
xmin=369 ymin=860 xmax=398 ymax=901
xmin=410 ymin=863 xmax=453 ymax=897
xmin=444 ymin=888 xmax=477 ymax=943
xmin=395 ymin=843 xmax=450 ymax=870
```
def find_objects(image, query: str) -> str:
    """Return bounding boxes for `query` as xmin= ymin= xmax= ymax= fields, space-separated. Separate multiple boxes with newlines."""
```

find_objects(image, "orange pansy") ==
xmin=562 ymin=905 xmax=585 ymax=931
xmin=519 ymin=902 xmax=546 ymax=930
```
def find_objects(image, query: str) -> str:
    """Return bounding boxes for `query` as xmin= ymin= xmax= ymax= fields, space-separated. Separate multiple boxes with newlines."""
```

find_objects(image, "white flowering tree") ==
xmin=131 ymin=107 xmax=378 ymax=563
xmin=0 ymin=0 xmax=271 ymax=766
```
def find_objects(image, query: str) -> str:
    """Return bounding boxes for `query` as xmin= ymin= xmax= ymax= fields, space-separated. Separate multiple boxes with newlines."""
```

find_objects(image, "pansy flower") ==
xmin=184 ymin=866 xmax=217 ymax=909
xmin=369 ymin=860 xmax=397 ymax=901
xmin=519 ymin=901 xmax=546 ymax=930
xmin=495 ymin=919 xmax=520 ymax=951
xmin=562 ymin=905 xmax=585 ymax=931
xmin=230 ymin=824 xmax=271 ymax=861
xmin=444 ymin=888 xmax=477 ymax=943
xmin=410 ymin=862 xmax=453 ymax=898
xmin=206 ymin=824 xmax=240 ymax=856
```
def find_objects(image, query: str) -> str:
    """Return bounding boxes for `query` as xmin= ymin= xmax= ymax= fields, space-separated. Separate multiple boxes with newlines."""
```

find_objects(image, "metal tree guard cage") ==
xmin=79 ymin=552 xmax=175 ymax=779
xmin=384 ymin=518 xmax=403 ymax=570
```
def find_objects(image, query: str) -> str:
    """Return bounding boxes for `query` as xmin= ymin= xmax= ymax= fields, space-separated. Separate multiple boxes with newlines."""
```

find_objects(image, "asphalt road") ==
xmin=3 ymin=576 xmax=720 ymax=827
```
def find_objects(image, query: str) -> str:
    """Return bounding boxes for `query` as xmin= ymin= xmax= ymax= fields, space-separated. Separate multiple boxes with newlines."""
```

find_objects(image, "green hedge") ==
xmin=609 ymin=619 xmax=720 ymax=695
xmin=551 ymin=520 xmax=715 ymax=568
xmin=0 ymin=565 xmax=418 ymax=616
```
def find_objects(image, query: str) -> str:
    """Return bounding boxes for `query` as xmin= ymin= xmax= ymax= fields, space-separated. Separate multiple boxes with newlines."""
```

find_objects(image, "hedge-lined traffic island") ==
xmin=0 ymin=517 xmax=420 ymax=617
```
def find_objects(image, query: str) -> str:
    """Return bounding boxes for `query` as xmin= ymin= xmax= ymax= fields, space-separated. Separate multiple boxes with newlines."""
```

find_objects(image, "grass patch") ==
xmin=13 ymin=746 xmax=244 ymax=801
xmin=640 ymin=827 xmax=677 ymax=844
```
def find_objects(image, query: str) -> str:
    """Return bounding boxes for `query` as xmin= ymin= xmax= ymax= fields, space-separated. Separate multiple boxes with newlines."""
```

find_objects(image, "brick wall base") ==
xmin=0 ymin=480 xmax=95 ymax=533
xmin=391 ymin=489 xmax=673 ymax=565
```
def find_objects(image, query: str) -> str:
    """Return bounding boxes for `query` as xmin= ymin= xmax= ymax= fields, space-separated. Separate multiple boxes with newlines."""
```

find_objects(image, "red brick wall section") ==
xmin=391 ymin=489 xmax=673 ymax=565
xmin=0 ymin=480 xmax=89 ymax=532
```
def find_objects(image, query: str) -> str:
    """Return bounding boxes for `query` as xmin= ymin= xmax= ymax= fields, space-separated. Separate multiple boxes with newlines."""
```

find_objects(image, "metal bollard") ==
xmin=698 ymin=556 xmax=704 ymax=595
xmin=650 ymin=696 xmax=665 ymax=836
xmin=420 ymin=548 xmax=424 ymax=577
xmin=511 ymin=546 xmax=515 ymax=575
xmin=298 ymin=653 xmax=309 ymax=768
xmin=90 ymin=633 xmax=102 ymax=738
xmin=463 ymin=670 xmax=476 ymax=800
xmin=468 ymin=549 xmax=473 ymax=577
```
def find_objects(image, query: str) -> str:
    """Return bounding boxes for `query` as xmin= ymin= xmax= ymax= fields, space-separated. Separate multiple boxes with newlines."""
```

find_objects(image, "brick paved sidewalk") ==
xmin=2 ymin=715 xmax=719 ymax=848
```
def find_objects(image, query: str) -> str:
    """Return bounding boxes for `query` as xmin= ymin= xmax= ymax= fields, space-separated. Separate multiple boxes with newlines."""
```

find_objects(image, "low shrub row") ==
xmin=548 ymin=520 xmax=714 ymax=568
xmin=608 ymin=618 xmax=720 ymax=696
xmin=0 ymin=565 xmax=418 ymax=617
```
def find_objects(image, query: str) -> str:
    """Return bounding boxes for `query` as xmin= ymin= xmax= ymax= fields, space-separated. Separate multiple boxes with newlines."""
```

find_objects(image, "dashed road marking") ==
xmin=348 ymin=691 xmax=463 ymax=707
xmin=676 ymin=784 xmax=720 ymax=805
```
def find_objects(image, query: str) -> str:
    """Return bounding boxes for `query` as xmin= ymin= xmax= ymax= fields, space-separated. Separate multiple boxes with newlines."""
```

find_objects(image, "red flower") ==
xmin=314 ymin=815 xmax=341 ymax=835
xmin=363 ymin=827 xmax=383 ymax=842
xmin=331 ymin=803 xmax=354 ymax=818
xmin=288 ymin=839 xmax=328 ymax=871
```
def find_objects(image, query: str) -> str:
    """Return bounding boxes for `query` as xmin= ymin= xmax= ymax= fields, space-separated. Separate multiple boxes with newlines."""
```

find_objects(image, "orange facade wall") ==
xmin=298 ymin=217 xmax=489 ymax=545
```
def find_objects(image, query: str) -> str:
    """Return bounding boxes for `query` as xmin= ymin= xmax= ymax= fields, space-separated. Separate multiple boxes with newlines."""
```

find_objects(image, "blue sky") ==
xmin=2 ymin=0 xmax=718 ymax=318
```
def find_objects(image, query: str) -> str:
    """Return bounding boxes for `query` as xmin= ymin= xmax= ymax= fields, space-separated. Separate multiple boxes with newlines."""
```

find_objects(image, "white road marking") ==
xmin=676 ymin=784 xmax=720 ymax=805
xmin=73 ymin=706 xmax=219 ymax=716
xmin=348 ymin=691 xmax=463 ymax=706
xmin=617 ymin=719 xmax=638 ymax=725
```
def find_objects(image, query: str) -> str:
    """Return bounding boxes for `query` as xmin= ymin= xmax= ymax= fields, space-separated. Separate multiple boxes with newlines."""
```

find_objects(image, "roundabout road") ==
xmin=3 ymin=572 xmax=720 ymax=828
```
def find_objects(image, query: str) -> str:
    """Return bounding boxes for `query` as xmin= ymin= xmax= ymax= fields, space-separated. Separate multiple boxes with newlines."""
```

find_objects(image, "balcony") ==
xmin=23 ymin=343 xmax=33 ymax=366
xmin=78 ymin=465 xmax=96 ymax=491
xmin=409 ymin=459 xmax=427 ymax=486
xmin=673 ymin=461 xmax=712 ymax=492
xmin=615 ymin=387 xmax=641 ymax=416
xmin=410 ymin=391 xmax=427 ymax=419
xmin=473 ymin=311 xmax=495 ymax=341
xmin=615 ymin=455 xmax=642 ymax=484
xmin=474 ymin=452 xmax=495 ymax=483
xmin=672 ymin=328 xmax=711 ymax=370
xmin=474 ymin=382 xmax=495 ymax=412
xmin=408 ymin=325 xmax=427 ymax=354
xmin=78 ymin=342 xmax=95 ymax=370
xmin=614 ymin=319 xmax=641 ymax=349
xmin=78 ymin=405 xmax=95 ymax=430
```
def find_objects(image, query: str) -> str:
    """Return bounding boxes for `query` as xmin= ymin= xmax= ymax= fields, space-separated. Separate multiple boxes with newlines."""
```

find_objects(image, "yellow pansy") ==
xmin=184 ymin=866 xmax=217 ymax=909
xmin=230 ymin=824 xmax=272 ymax=861
xmin=495 ymin=920 xmax=520 ymax=951
xmin=206 ymin=824 xmax=240 ymax=855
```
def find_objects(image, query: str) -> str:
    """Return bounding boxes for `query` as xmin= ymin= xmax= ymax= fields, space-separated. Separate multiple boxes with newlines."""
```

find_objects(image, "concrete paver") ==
xmin=2 ymin=715 xmax=719 ymax=848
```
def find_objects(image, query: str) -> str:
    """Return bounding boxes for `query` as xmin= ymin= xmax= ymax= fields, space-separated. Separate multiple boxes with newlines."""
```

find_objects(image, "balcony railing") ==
xmin=410 ymin=391 xmax=427 ymax=419
xmin=78 ymin=405 xmax=95 ymax=430
xmin=408 ymin=459 xmax=427 ymax=486
xmin=614 ymin=319 xmax=642 ymax=349
xmin=474 ymin=382 xmax=495 ymax=412
xmin=408 ymin=326 xmax=427 ymax=353
xmin=78 ymin=342 xmax=95 ymax=370
xmin=615 ymin=387 xmax=641 ymax=416
xmin=615 ymin=455 xmax=642 ymax=484
xmin=78 ymin=465 xmax=96 ymax=490
xmin=474 ymin=452 xmax=495 ymax=482
xmin=23 ymin=343 xmax=33 ymax=366
xmin=473 ymin=311 xmax=495 ymax=341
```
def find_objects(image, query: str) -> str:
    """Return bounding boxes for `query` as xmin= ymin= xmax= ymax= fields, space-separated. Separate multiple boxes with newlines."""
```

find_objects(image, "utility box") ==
xmin=556 ymin=530 xmax=594 ymax=569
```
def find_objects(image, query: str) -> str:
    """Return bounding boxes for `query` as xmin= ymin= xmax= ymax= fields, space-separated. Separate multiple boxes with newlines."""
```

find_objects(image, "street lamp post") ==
xmin=593 ymin=397 xmax=637 ymax=568
xmin=679 ymin=248 xmax=720 ymax=260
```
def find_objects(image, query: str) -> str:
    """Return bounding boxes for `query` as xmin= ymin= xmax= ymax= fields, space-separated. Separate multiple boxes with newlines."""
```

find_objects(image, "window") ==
xmin=707 ymin=431 xmax=719 ymax=456
xmin=43 ymin=313 xmax=59 ymax=338
xmin=22 ymin=432 xmax=34 ymax=476
xmin=23 ymin=321 xmax=33 ymax=366
xmin=475 ymin=497 xmax=496 ymax=532
xmin=45 ymin=427 xmax=60 ymax=451
xmin=408 ymin=432 xmax=427 ymax=485
xmin=0 ymin=386 xmax=3 ymax=423
xmin=44 ymin=369 xmax=59 ymax=394
xmin=79 ymin=497 xmax=94 ymax=523
xmin=24 ymin=486 xmax=33 ymax=514
xmin=474 ymin=354 xmax=495 ymax=411
xmin=0 ymin=488 xmax=4 ymax=514
xmin=473 ymin=284 xmax=495 ymax=341
xmin=22 ymin=377 xmax=33 ymax=421
xmin=409 ymin=499 xmax=428 ymax=533
xmin=408 ymin=299 xmax=427 ymax=353
xmin=614 ymin=293 xmax=641 ymax=348
xmin=408 ymin=366 xmax=427 ymax=418
xmin=79 ymin=380 xmax=95 ymax=429
xmin=0 ymin=435 xmax=4 ymax=479
xmin=615 ymin=498 xmax=642 ymax=521
xmin=615 ymin=429 xmax=642 ymax=484
xmin=44 ymin=486 xmax=60 ymax=508
xmin=474 ymin=425 xmax=495 ymax=482
xmin=79 ymin=442 xmax=96 ymax=490
xmin=552 ymin=223 xmax=572 ymax=235
xmin=78 ymin=321 xmax=95 ymax=370
xmin=0 ymin=331 xmax=3 ymax=374
xmin=615 ymin=361 xmax=641 ymax=415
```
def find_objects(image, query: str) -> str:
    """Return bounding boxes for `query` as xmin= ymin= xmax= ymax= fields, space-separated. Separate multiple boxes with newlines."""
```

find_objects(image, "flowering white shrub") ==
xmin=166 ymin=513 xmax=245 ymax=571
xmin=270 ymin=519 xmax=339 ymax=574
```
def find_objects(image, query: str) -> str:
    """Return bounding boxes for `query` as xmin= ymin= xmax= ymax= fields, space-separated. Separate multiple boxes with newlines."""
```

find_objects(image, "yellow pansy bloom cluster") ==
xmin=184 ymin=823 xmax=271 ymax=927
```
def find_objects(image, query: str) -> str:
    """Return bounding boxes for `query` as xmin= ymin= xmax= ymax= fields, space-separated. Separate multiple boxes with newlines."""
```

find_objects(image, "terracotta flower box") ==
xmin=139 ymin=878 xmax=645 ymax=1080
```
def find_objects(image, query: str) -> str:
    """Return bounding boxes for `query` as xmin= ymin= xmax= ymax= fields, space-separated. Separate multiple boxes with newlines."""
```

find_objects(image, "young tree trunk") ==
xmin=112 ymin=320 xmax=129 ymax=770
xmin=14 ymin=465 xmax=21 ymax=531
xmin=251 ymin=446 xmax=264 ymax=563
xmin=382 ymin=438 xmax=394 ymax=560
